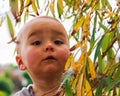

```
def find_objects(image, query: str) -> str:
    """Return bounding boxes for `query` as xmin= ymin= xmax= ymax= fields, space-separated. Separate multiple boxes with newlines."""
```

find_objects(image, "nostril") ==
xmin=46 ymin=47 xmax=54 ymax=51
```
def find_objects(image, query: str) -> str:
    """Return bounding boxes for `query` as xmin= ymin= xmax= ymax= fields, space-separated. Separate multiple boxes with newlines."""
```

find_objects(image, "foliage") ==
xmin=0 ymin=75 xmax=13 ymax=95
xmin=22 ymin=72 xmax=32 ymax=86
xmin=0 ymin=0 xmax=120 ymax=95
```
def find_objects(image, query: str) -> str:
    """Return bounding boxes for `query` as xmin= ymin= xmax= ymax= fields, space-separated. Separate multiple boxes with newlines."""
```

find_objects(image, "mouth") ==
xmin=43 ymin=56 xmax=56 ymax=61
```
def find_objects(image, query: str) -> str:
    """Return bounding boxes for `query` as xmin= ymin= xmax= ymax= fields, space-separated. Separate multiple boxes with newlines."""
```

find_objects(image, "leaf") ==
xmin=24 ymin=7 xmax=29 ymax=23
xmin=82 ymin=14 xmax=90 ymax=37
xmin=98 ymin=53 xmax=104 ymax=72
xmin=76 ymin=73 xmax=84 ymax=96
xmin=24 ymin=0 xmax=32 ymax=7
xmin=104 ymin=12 xmax=114 ymax=19
xmin=6 ymin=14 xmax=15 ymax=42
xmin=94 ymin=36 xmax=104 ymax=63
xmin=88 ymin=57 xmax=96 ymax=80
xmin=102 ymin=33 xmax=110 ymax=52
xmin=9 ymin=0 xmax=18 ymax=19
xmin=72 ymin=52 xmax=85 ymax=73
xmin=99 ymin=22 xmax=107 ymax=31
xmin=50 ymin=0 xmax=55 ymax=16
xmin=95 ymin=79 xmax=104 ymax=96
xmin=57 ymin=0 xmax=63 ymax=18
xmin=31 ymin=0 xmax=39 ymax=15
xmin=18 ymin=0 xmax=24 ymax=16
xmin=70 ymin=41 xmax=82 ymax=51
xmin=64 ymin=54 xmax=74 ymax=71
xmin=65 ymin=80 xmax=73 ymax=96
xmin=36 ymin=0 xmax=40 ymax=9
xmin=73 ymin=16 xmax=84 ymax=35
xmin=85 ymin=79 xmax=93 ymax=96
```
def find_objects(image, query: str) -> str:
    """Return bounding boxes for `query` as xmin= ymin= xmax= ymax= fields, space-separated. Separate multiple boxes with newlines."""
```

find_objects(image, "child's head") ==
xmin=15 ymin=16 xmax=70 ymax=80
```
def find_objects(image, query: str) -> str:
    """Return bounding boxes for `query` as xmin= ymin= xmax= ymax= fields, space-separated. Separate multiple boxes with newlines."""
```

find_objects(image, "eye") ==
xmin=32 ymin=41 xmax=41 ymax=46
xmin=54 ymin=40 xmax=63 ymax=45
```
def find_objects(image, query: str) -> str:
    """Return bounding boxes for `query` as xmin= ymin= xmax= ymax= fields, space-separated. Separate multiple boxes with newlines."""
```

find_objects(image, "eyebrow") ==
xmin=27 ymin=29 xmax=67 ymax=40
xmin=27 ymin=31 xmax=40 ymax=40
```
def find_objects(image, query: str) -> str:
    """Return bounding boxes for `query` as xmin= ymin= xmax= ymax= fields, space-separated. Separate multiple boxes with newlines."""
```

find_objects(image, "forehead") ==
xmin=18 ymin=17 xmax=68 ymax=39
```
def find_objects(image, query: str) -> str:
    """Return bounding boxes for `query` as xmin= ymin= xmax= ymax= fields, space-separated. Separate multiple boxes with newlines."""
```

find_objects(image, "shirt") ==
xmin=13 ymin=84 xmax=34 ymax=96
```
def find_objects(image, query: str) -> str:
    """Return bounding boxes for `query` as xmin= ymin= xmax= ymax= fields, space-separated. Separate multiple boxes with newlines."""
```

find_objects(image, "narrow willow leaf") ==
xmin=36 ymin=0 xmax=40 ymax=9
xmin=32 ymin=1 xmax=39 ymax=15
xmin=58 ymin=0 xmax=63 ymax=13
xmin=65 ymin=54 xmax=74 ymax=71
xmin=94 ymin=37 xmax=104 ymax=63
xmin=73 ymin=0 xmax=81 ymax=10
xmin=99 ymin=22 xmax=107 ymax=31
xmin=24 ymin=0 xmax=32 ymax=7
xmin=95 ymin=79 xmax=103 ymax=96
xmin=104 ymin=12 xmax=114 ymax=19
xmin=102 ymin=33 xmax=109 ymax=52
xmin=85 ymin=79 xmax=93 ymax=96
xmin=9 ymin=0 xmax=18 ymax=19
xmin=77 ymin=73 xmax=84 ymax=96
xmin=82 ymin=14 xmax=90 ymax=38
xmin=88 ymin=57 xmax=96 ymax=80
xmin=57 ymin=0 xmax=63 ymax=18
xmin=88 ymin=11 xmax=97 ymax=55
xmin=73 ymin=16 xmax=84 ymax=34
xmin=50 ymin=0 xmax=55 ymax=16
xmin=24 ymin=8 xmax=29 ymax=23
xmin=18 ymin=0 xmax=24 ymax=17
xmin=70 ymin=41 xmax=82 ymax=51
xmin=65 ymin=80 xmax=73 ymax=96
xmin=6 ymin=14 xmax=15 ymax=39
xmin=72 ymin=52 xmax=85 ymax=73
xmin=105 ymin=74 xmax=120 ymax=92
xmin=98 ymin=53 xmax=104 ymax=72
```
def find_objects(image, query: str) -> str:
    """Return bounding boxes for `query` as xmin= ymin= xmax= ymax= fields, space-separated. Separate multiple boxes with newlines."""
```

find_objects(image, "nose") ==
xmin=44 ymin=42 xmax=54 ymax=52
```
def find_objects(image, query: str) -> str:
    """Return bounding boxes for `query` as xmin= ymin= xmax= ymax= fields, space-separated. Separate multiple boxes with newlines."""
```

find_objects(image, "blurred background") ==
xmin=0 ymin=0 xmax=120 ymax=96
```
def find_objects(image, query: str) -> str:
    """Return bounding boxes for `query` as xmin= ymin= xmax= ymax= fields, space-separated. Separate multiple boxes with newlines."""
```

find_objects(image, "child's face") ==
xmin=16 ymin=17 xmax=70 ymax=79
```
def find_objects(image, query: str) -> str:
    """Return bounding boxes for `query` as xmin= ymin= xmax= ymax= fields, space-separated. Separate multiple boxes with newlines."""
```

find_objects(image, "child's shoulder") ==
xmin=13 ymin=84 xmax=34 ymax=96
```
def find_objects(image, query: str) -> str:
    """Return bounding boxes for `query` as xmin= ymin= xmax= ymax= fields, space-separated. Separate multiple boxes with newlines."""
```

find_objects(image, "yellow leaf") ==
xmin=18 ymin=0 xmax=24 ymax=16
xmin=24 ymin=0 xmax=32 ymax=7
xmin=85 ymin=79 xmax=93 ymax=96
xmin=64 ymin=54 xmax=74 ymax=71
xmin=77 ymin=73 xmax=84 ymax=96
xmin=57 ymin=0 xmax=63 ymax=14
xmin=88 ymin=57 xmax=96 ymax=80
xmin=73 ymin=0 xmax=81 ymax=10
xmin=32 ymin=0 xmax=39 ymax=15
xmin=72 ymin=52 xmax=85 ymax=74
xmin=105 ymin=12 xmax=114 ymax=19
xmin=70 ymin=41 xmax=82 ymax=51
xmin=50 ymin=0 xmax=55 ymax=16
xmin=82 ymin=15 xmax=90 ymax=38
xmin=73 ymin=16 xmax=84 ymax=33
xmin=91 ymin=0 xmax=99 ymax=13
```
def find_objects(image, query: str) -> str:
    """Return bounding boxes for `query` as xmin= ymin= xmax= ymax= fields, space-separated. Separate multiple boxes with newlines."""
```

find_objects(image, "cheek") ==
xmin=57 ymin=47 xmax=70 ymax=65
xmin=22 ymin=48 xmax=40 ymax=66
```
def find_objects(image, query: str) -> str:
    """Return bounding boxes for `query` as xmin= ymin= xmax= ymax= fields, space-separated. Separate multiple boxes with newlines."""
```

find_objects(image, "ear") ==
xmin=16 ymin=55 xmax=26 ymax=71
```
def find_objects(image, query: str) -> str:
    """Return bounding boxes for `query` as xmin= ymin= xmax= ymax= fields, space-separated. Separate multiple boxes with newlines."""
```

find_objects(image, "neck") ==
xmin=32 ymin=77 xmax=62 ymax=96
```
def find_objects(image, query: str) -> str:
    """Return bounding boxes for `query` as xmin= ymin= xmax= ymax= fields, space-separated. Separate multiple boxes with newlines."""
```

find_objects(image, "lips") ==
xmin=43 ymin=56 xmax=56 ymax=61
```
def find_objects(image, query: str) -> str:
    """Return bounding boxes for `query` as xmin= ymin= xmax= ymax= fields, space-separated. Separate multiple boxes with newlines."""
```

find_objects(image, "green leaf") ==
xmin=105 ymin=74 xmax=120 ymax=92
xmin=65 ymin=79 xmax=73 ymax=96
xmin=94 ymin=36 xmax=104 ymax=63
xmin=6 ymin=14 xmax=15 ymax=39
xmin=98 ymin=52 xmax=104 ymax=72
xmin=102 ymin=33 xmax=109 ymax=52
xmin=95 ymin=79 xmax=103 ymax=96
xmin=57 ymin=1 xmax=63 ymax=19
xmin=99 ymin=22 xmax=107 ymax=31
xmin=36 ymin=0 xmax=40 ymax=9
